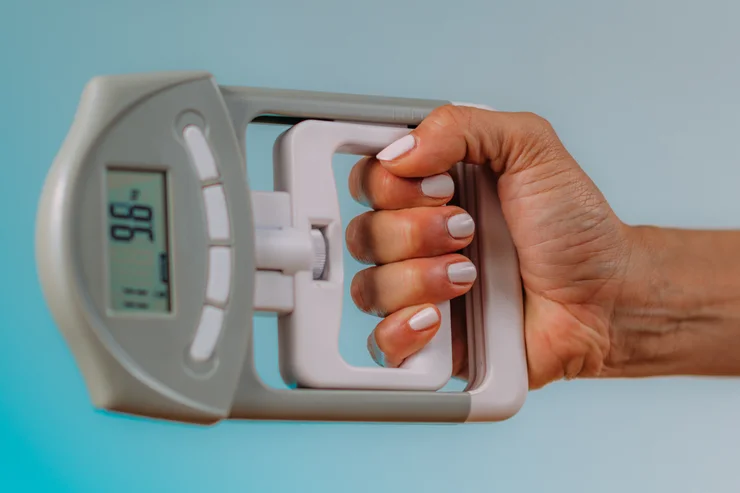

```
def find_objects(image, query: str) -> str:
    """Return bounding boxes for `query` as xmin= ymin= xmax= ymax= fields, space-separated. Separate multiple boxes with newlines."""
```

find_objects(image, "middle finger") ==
xmin=346 ymin=206 xmax=476 ymax=265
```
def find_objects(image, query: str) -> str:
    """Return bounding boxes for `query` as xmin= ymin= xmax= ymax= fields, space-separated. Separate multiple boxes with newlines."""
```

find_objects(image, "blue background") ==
xmin=3 ymin=0 xmax=740 ymax=491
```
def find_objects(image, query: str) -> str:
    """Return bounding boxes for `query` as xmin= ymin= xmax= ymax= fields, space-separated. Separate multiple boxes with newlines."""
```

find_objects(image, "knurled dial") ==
xmin=310 ymin=228 xmax=327 ymax=280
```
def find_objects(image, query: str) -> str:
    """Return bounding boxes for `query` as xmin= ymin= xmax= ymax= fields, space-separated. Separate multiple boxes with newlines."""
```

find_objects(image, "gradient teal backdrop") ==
xmin=3 ymin=0 xmax=740 ymax=491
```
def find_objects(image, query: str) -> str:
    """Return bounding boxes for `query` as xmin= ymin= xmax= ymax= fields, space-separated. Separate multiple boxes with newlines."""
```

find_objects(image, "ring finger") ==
xmin=350 ymin=253 xmax=478 ymax=317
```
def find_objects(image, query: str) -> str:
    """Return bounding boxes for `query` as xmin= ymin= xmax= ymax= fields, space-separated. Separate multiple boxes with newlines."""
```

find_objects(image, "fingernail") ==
xmin=452 ymin=102 xmax=496 ymax=111
xmin=447 ymin=262 xmax=477 ymax=284
xmin=408 ymin=307 xmax=440 ymax=331
xmin=446 ymin=213 xmax=475 ymax=238
xmin=377 ymin=134 xmax=416 ymax=161
xmin=421 ymin=174 xmax=454 ymax=198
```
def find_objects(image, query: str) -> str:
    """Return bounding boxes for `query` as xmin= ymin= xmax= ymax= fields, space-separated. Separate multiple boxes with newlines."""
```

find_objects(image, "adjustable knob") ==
xmin=310 ymin=228 xmax=327 ymax=280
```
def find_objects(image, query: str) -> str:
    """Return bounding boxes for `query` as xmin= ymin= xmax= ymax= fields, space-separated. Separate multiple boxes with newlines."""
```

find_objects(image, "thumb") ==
xmin=375 ymin=103 xmax=567 ymax=178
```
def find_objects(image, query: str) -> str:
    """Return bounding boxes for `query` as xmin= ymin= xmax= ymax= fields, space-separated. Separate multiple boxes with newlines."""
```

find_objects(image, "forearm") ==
xmin=608 ymin=225 xmax=740 ymax=378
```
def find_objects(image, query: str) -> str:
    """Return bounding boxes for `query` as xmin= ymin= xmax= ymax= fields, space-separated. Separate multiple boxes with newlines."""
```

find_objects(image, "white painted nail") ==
xmin=408 ymin=307 xmax=440 ymax=331
xmin=377 ymin=134 xmax=416 ymax=161
xmin=447 ymin=262 xmax=477 ymax=284
xmin=447 ymin=213 xmax=475 ymax=238
xmin=451 ymin=102 xmax=496 ymax=111
xmin=421 ymin=174 xmax=455 ymax=198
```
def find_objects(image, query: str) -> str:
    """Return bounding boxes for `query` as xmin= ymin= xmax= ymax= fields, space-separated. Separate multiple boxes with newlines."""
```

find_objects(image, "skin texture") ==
xmin=346 ymin=104 xmax=740 ymax=389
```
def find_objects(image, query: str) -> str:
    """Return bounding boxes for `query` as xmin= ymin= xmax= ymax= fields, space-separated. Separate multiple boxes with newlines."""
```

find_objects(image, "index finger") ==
xmin=375 ymin=103 xmax=563 ymax=178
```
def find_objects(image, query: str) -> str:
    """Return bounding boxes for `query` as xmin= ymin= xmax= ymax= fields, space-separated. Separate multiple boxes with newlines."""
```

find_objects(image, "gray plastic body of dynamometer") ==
xmin=35 ymin=70 xmax=525 ymax=425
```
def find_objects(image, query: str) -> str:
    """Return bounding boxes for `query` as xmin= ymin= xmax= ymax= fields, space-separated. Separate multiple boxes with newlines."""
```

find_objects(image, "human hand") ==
xmin=346 ymin=105 xmax=635 ymax=389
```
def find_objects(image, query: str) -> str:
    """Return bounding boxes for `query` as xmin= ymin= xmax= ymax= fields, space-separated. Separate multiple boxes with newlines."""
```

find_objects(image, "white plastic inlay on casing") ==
xmin=202 ymin=185 xmax=230 ymax=241
xmin=190 ymin=305 xmax=225 ymax=362
xmin=183 ymin=125 xmax=219 ymax=181
xmin=253 ymin=271 xmax=294 ymax=314
xmin=206 ymin=246 xmax=232 ymax=305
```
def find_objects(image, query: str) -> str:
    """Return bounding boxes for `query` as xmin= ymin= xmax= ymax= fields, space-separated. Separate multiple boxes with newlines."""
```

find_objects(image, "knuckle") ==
xmin=518 ymin=112 xmax=555 ymax=139
xmin=368 ymin=330 xmax=399 ymax=368
xmin=371 ymin=330 xmax=390 ymax=356
xmin=344 ymin=219 xmax=361 ymax=258
xmin=348 ymin=173 xmax=363 ymax=205
xmin=373 ymin=169 xmax=396 ymax=208
xmin=349 ymin=157 xmax=372 ymax=205
xmin=510 ymin=112 xmax=567 ymax=170
xmin=427 ymin=104 xmax=468 ymax=130
xmin=399 ymin=215 xmax=422 ymax=256
xmin=345 ymin=214 xmax=372 ymax=264
xmin=366 ymin=332 xmax=385 ymax=366
xmin=401 ymin=265 xmax=426 ymax=303
xmin=350 ymin=269 xmax=373 ymax=313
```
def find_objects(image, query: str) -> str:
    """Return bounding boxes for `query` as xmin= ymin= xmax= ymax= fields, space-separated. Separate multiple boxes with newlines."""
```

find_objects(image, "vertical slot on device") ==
xmin=310 ymin=225 xmax=329 ymax=281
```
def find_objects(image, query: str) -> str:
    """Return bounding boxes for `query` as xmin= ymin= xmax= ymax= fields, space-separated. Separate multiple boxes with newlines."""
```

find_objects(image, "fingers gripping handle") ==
xmin=272 ymin=120 xmax=453 ymax=391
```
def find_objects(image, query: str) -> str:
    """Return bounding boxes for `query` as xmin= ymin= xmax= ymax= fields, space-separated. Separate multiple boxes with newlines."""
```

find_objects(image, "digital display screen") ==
xmin=106 ymin=169 xmax=171 ymax=313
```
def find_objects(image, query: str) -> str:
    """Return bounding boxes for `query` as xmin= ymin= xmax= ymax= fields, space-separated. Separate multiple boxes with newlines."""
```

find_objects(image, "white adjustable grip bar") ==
xmin=262 ymin=120 xmax=453 ymax=391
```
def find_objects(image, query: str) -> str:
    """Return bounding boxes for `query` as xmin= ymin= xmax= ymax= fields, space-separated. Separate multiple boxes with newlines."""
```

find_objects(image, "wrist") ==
xmin=605 ymin=224 xmax=740 ymax=378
